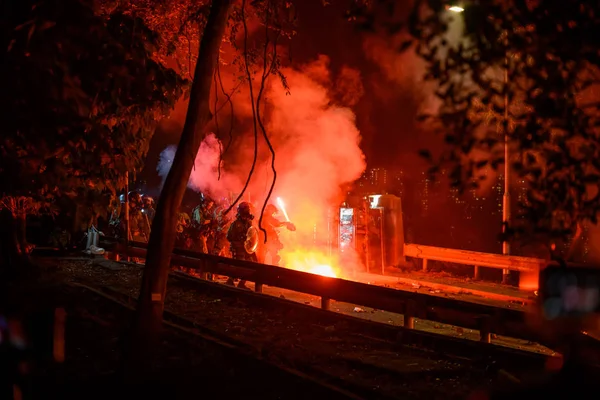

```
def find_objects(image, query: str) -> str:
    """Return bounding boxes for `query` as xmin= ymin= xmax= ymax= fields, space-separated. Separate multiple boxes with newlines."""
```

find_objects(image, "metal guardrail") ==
xmin=404 ymin=243 xmax=547 ymax=279
xmin=104 ymin=238 xmax=539 ymax=346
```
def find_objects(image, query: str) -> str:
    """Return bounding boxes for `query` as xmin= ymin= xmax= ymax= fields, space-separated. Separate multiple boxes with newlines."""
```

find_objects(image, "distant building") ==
xmin=516 ymin=179 xmax=528 ymax=218
xmin=368 ymin=168 xmax=388 ymax=188
xmin=389 ymin=169 xmax=405 ymax=197
xmin=355 ymin=167 xmax=390 ymax=193
xmin=491 ymin=174 xmax=503 ymax=216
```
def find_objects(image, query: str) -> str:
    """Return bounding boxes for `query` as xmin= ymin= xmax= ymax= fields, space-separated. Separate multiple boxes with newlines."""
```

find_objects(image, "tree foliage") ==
xmin=103 ymin=0 xmax=298 ymax=227
xmin=0 ymin=0 xmax=186 ymax=219
xmin=96 ymin=0 xmax=211 ymax=79
xmin=352 ymin=0 xmax=600 ymax=248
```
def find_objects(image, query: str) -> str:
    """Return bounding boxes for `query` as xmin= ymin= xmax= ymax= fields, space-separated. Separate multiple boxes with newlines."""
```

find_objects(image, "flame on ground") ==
xmin=280 ymin=249 xmax=340 ymax=278
xmin=309 ymin=264 xmax=337 ymax=278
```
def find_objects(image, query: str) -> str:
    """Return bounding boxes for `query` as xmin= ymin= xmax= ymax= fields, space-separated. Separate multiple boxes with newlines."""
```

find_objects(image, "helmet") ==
xmin=178 ymin=212 xmax=191 ymax=226
xmin=142 ymin=195 xmax=154 ymax=207
xmin=265 ymin=204 xmax=278 ymax=215
xmin=119 ymin=194 xmax=126 ymax=204
xmin=237 ymin=202 xmax=254 ymax=220
xmin=128 ymin=191 xmax=142 ymax=205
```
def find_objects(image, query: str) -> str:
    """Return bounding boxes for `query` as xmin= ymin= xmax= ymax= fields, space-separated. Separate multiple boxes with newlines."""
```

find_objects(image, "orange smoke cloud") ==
xmin=263 ymin=56 xmax=366 ymax=274
xmin=157 ymin=55 xmax=367 ymax=274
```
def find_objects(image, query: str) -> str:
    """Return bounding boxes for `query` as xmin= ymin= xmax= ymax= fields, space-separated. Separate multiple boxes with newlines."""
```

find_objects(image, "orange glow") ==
xmin=519 ymin=270 xmax=539 ymax=292
xmin=309 ymin=264 xmax=337 ymax=278
xmin=280 ymin=249 xmax=340 ymax=278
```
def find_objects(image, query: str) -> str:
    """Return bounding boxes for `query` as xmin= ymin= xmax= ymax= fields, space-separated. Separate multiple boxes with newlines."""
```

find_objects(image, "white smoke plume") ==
xmin=156 ymin=133 xmax=241 ymax=200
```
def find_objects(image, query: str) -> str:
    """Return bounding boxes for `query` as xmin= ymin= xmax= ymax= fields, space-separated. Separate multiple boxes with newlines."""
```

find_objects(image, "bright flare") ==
xmin=309 ymin=264 xmax=336 ymax=278
xmin=281 ymin=249 xmax=339 ymax=278
xmin=276 ymin=197 xmax=290 ymax=221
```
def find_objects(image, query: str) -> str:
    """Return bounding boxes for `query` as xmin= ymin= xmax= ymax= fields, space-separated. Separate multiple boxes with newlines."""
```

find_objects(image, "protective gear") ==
xmin=142 ymin=195 xmax=154 ymax=208
xmin=244 ymin=226 xmax=259 ymax=254
xmin=191 ymin=197 xmax=216 ymax=253
xmin=211 ymin=202 xmax=232 ymax=257
xmin=227 ymin=218 xmax=253 ymax=252
xmin=174 ymin=212 xmax=193 ymax=249
xmin=119 ymin=194 xmax=126 ymax=204
xmin=176 ymin=213 xmax=191 ymax=233
xmin=122 ymin=191 xmax=145 ymax=241
xmin=128 ymin=191 xmax=142 ymax=208
xmin=142 ymin=206 xmax=155 ymax=224
xmin=141 ymin=195 xmax=155 ymax=231
xmin=237 ymin=202 xmax=253 ymax=219
xmin=256 ymin=205 xmax=295 ymax=266
xmin=220 ymin=197 xmax=231 ymax=210
xmin=109 ymin=203 xmax=123 ymax=237
xmin=265 ymin=203 xmax=278 ymax=215
xmin=226 ymin=208 xmax=257 ymax=289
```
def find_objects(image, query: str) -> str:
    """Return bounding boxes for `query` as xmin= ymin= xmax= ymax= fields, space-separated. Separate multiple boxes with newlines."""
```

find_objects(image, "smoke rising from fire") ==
xmin=157 ymin=55 xmax=366 ymax=273
xmin=265 ymin=56 xmax=365 ymax=261
xmin=157 ymin=133 xmax=242 ymax=199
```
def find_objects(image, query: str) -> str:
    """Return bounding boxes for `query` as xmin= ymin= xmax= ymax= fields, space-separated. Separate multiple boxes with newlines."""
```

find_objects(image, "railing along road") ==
xmin=404 ymin=243 xmax=547 ymax=280
xmin=105 ymin=238 xmax=539 ymax=347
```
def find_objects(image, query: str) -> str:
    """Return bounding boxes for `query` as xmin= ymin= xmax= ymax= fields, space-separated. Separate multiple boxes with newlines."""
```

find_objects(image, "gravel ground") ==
xmin=34 ymin=256 xmax=544 ymax=399
xmin=6 ymin=283 xmax=379 ymax=399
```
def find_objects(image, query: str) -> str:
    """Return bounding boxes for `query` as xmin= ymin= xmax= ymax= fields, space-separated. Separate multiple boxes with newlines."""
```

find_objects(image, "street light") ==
xmin=447 ymin=5 xmax=465 ymax=12
xmin=447 ymin=3 xmax=511 ymax=283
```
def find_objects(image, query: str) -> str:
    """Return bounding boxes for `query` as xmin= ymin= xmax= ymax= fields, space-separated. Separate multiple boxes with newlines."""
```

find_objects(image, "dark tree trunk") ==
xmin=0 ymin=209 xmax=33 ymax=278
xmin=123 ymin=0 xmax=233 ymax=379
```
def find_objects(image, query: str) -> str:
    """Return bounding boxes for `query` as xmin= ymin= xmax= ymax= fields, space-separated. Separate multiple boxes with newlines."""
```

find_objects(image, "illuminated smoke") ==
xmin=156 ymin=145 xmax=176 ymax=187
xmin=264 ymin=56 xmax=366 ymax=251
xmin=156 ymin=55 xmax=366 ymax=275
xmin=156 ymin=133 xmax=241 ymax=199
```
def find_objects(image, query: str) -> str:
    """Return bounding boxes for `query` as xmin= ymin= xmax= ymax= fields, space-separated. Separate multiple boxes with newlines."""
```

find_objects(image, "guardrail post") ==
xmin=474 ymin=265 xmax=480 ymax=280
xmin=255 ymin=282 xmax=263 ymax=293
xmin=404 ymin=299 xmax=416 ymax=329
xmin=422 ymin=259 xmax=428 ymax=272
xmin=321 ymin=297 xmax=330 ymax=310
xmin=476 ymin=316 xmax=492 ymax=343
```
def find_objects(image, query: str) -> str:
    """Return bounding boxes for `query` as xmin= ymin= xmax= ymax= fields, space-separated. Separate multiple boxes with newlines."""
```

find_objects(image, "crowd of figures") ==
xmin=108 ymin=191 xmax=295 ymax=289
xmin=108 ymin=191 xmax=155 ymax=243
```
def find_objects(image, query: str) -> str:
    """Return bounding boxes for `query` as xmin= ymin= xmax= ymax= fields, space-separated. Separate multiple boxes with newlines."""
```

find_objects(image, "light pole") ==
xmin=501 ymin=43 xmax=511 ymax=284
xmin=448 ymin=5 xmax=511 ymax=283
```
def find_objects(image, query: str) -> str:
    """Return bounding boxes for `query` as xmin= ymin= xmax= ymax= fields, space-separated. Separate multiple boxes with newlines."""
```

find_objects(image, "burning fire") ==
xmin=272 ymin=196 xmax=340 ymax=278
xmin=309 ymin=264 xmax=337 ymax=278
xmin=280 ymin=249 xmax=340 ymax=278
